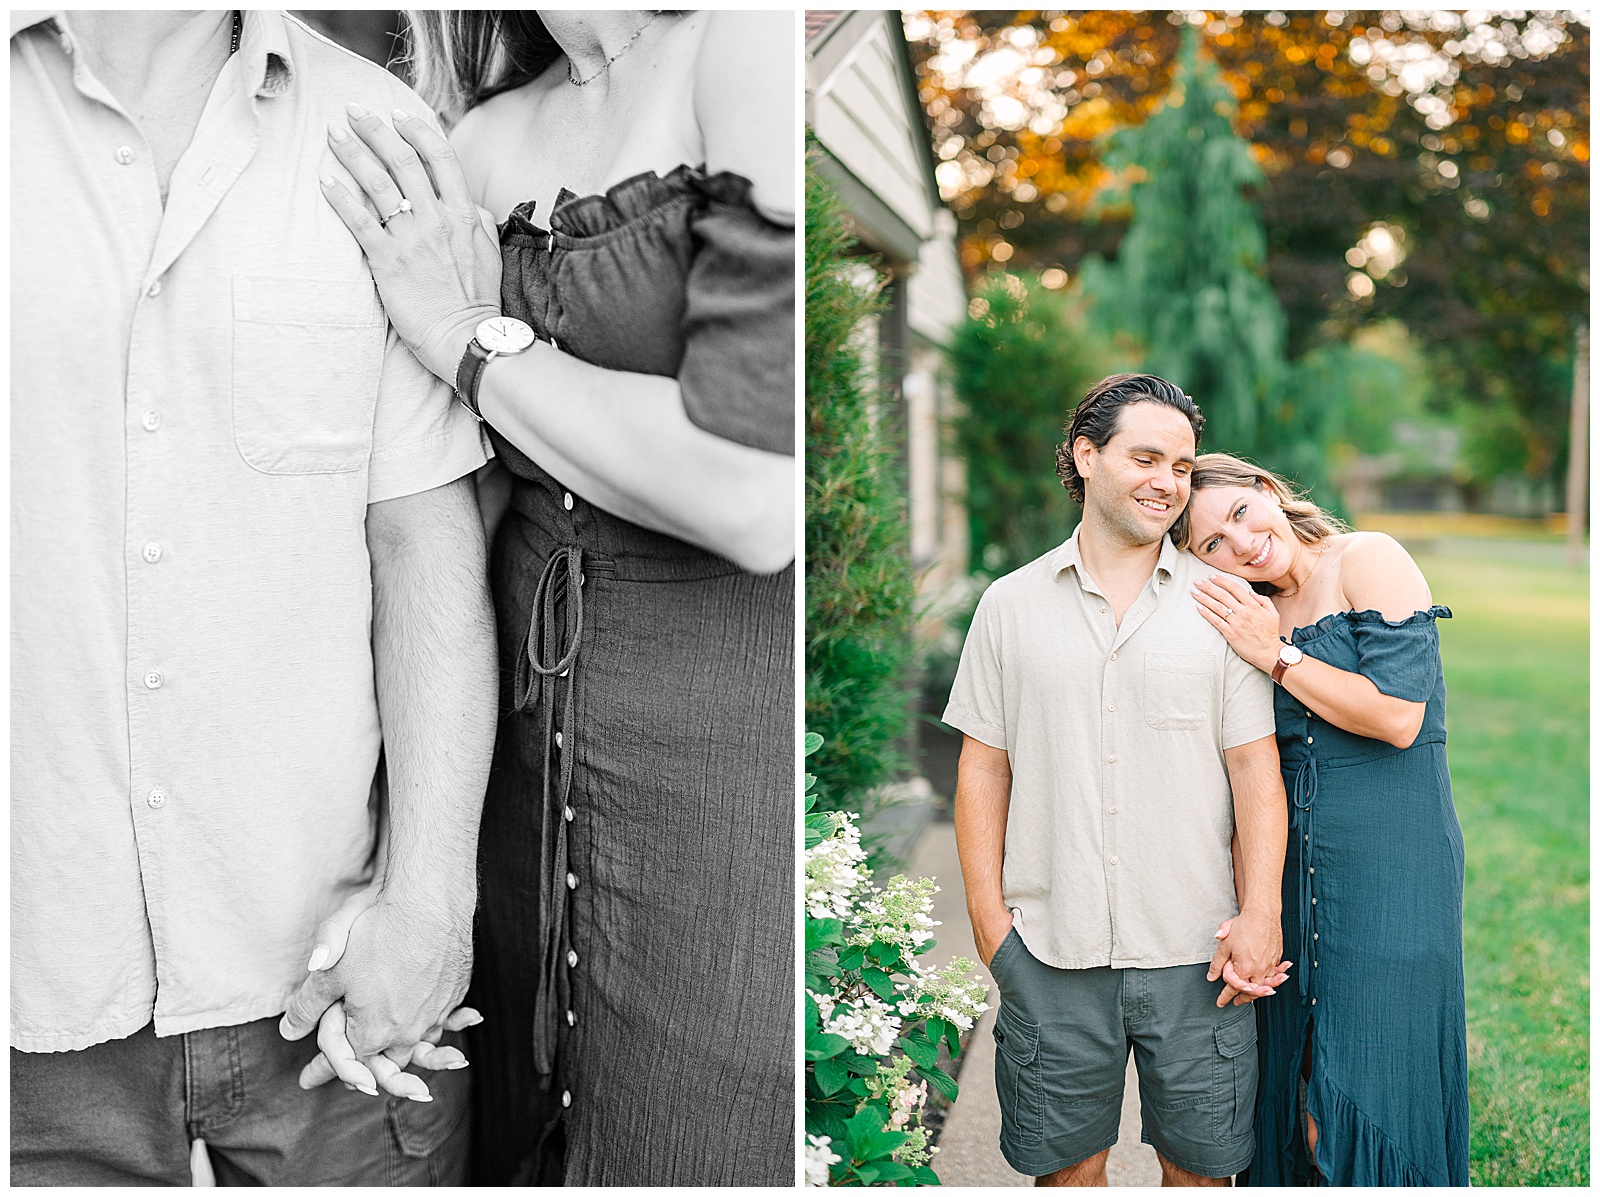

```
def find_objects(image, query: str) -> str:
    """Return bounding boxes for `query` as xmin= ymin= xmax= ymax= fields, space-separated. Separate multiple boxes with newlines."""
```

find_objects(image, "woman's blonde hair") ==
xmin=1171 ymin=452 xmax=1348 ymax=552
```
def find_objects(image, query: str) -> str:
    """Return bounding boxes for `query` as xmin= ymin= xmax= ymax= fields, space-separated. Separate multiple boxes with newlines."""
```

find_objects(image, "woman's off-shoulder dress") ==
xmin=1241 ymin=606 xmax=1469 ymax=1186
xmin=464 ymin=166 xmax=794 ymax=1187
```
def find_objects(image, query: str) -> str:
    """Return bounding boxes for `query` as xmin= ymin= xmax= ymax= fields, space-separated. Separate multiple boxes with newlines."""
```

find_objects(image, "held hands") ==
xmin=279 ymin=886 xmax=478 ymax=1100
xmin=1209 ymin=911 xmax=1292 ymax=1008
xmin=1193 ymin=575 xmax=1282 ymax=673
xmin=319 ymin=105 xmax=504 ymax=385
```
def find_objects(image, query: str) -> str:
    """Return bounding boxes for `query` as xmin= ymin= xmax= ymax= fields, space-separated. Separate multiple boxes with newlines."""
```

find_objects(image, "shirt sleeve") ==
xmin=676 ymin=172 xmax=794 ymax=457
xmin=1220 ymin=643 xmax=1277 ymax=750
xmin=1350 ymin=605 xmax=1451 ymax=703
xmin=942 ymin=589 xmax=1008 ymax=750
xmin=366 ymin=329 xmax=491 ymax=505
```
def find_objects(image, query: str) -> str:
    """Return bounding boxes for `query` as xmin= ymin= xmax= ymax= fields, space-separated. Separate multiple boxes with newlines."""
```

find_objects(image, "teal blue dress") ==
xmin=1240 ymin=606 xmax=1470 ymax=1186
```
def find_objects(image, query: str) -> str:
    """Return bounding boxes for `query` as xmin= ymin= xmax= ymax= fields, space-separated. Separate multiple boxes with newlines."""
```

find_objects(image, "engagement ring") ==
xmin=379 ymin=197 xmax=413 ymax=226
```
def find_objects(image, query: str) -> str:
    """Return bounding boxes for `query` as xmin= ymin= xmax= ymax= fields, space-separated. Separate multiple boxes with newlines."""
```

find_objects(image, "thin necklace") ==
xmin=566 ymin=12 xmax=661 ymax=86
xmin=1276 ymin=543 xmax=1327 ymax=598
xmin=230 ymin=10 xmax=241 ymax=55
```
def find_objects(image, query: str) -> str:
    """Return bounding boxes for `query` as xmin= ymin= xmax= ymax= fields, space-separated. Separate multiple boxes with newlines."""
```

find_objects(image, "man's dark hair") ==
xmin=1054 ymin=373 xmax=1205 ymax=504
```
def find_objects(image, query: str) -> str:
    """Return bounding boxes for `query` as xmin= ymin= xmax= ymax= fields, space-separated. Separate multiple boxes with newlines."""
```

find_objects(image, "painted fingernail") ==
xmin=445 ymin=1061 xmax=470 ymax=1070
xmin=327 ymin=121 xmax=348 ymax=142
xmin=307 ymin=946 xmax=329 ymax=972
xmin=357 ymin=1084 xmax=379 ymax=1096
xmin=346 ymin=103 xmax=370 ymax=120
xmin=392 ymin=107 xmax=411 ymax=123
xmin=408 ymin=1093 xmax=434 ymax=1103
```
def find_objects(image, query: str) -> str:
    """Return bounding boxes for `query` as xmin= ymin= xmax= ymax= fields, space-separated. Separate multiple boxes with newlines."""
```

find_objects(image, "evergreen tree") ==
xmin=804 ymin=150 xmax=914 ymax=817
xmin=1082 ymin=26 xmax=1285 ymax=460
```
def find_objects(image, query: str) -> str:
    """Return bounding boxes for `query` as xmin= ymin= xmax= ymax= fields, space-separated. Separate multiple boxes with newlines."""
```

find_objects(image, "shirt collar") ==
xmin=240 ymin=10 xmax=296 ymax=98
xmin=10 ymin=11 xmax=60 ymax=39
xmin=12 ymin=11 xmax=295 ymax=97
xmin=1049 ymin=524 xmax=1180 ymax=581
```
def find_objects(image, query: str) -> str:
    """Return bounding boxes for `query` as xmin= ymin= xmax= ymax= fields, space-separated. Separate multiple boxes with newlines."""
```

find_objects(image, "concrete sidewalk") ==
xmin=902 ymin=819 xmax=1160 ymax=1187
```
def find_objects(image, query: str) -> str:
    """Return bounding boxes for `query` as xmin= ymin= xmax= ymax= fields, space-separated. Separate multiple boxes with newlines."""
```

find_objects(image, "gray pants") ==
xmin=988 ymin=928 xmax=1258 ymax=1178
xmin=11 ymin=1017 xmax=469 ymax=1185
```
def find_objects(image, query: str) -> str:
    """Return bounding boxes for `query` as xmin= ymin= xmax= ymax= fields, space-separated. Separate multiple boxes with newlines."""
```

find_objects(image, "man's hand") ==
xmin=279 ymin=893 xmax=473 ymax=1097
xmin=971 ymin=904 xmax=1016 ymax=970
xmin=1209 ymin=910 xmax=1289 ymax=1007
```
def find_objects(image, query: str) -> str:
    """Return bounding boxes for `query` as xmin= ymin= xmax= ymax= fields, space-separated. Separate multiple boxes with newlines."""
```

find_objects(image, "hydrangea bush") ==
xmin=804 ymin=733 xmax=989 ymax=1187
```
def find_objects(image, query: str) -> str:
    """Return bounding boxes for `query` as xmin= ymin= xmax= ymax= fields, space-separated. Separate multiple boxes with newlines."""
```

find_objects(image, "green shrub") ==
xmin=805 ymin=148 xmax=915 ymax=815
xmin=947 ymin=274 xmax=1110 ymax=577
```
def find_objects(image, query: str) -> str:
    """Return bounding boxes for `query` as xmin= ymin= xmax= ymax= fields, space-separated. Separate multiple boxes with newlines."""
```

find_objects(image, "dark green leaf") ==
xmin=813 ymin=1054 xmax=849 ymax=1096
xmin=805 ymin=1030 xmax=849 ymax=1061
xmin=917 ymin=1063 xmax=960 ymax=1103
xmin=924 ymin=1015 xmax=949 ymax=1047
xmin=861 ymin=966 xmax=898 ymax=1002
xmin=901 ymin=1033 xmax=939 ymax=1070
xmin=805 ymin=732 xmax=824 ymax=756
xmin=912 ymin=1164 xmax=942 ymax=1185
xmin=872 ymin=1161 xmax=914 ymax=1182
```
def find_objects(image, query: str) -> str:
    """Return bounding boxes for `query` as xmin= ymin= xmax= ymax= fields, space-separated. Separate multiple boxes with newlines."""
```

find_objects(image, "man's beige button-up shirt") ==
xmin=943 ymin=529 xmax=1276 ymax=971
xmin=10 ymin=11 xmax=489 ymax=1052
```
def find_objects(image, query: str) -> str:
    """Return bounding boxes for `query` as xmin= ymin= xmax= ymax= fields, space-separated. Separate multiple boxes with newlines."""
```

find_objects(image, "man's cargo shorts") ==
xmin=987 ymin=928 xmax=1258 ymax=1178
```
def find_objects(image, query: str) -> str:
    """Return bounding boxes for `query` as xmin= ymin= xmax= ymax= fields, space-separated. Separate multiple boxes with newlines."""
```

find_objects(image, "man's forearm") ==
xmin=367 ymin=476 xmax=497 ymax=922
xmin=953 ymin=736 xmax=1012 ymax=921
xmin=1225 ymin=738 xmax=1287 ymax=919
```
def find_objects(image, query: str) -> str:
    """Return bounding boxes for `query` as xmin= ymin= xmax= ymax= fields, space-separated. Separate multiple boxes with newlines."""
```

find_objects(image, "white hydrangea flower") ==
xmin=804 ymin=812 xmax=869 ymax=920
xmin=909 ymin=958 xmax=990 ymax=1031
xmin=822 ymin=990 xmax=902 ymax=1055
xmin=847 ymin=874 xmax=940 ymax=951
xmin=804 ymin=1134 xmax=841 ymax=1186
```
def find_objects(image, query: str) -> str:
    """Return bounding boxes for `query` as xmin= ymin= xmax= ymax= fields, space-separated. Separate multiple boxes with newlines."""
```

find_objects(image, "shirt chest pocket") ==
xmin=231 ymin=275 xmax=385 ymax=475
xmin=1143 ymin=651 xmax=1213 ymax=730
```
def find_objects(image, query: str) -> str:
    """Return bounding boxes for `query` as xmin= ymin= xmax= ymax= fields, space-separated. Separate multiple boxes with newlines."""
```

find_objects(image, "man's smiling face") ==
xmin=1074 ymin=401 xmax=1196 ymax=547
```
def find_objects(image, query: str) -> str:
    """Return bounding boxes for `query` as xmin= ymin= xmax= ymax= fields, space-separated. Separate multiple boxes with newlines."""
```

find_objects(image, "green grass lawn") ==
xmin=1416 ymin=551 xmax=1590 ymax=1186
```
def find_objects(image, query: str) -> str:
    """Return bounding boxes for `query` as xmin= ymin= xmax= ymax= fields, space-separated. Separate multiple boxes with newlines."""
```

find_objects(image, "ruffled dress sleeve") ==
xmin=1348 ymin=605 xmax=1452 ymax=702
xmin=677 ymin=172 xmax=795 ymax=457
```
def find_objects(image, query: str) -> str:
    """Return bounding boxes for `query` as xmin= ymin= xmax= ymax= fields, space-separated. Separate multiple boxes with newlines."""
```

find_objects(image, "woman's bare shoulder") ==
xmin=694 ymin=11 xmax=795 ymax=224
xmin=1335 ymin=531 xmax=1433 ymax=618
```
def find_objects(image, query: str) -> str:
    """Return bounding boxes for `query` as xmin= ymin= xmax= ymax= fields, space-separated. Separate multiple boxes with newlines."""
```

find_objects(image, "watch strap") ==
xmin=1271 ymin=642 xmax=1296 ymax=685
xmin=454 ymin=340 xmax=492 ymax=422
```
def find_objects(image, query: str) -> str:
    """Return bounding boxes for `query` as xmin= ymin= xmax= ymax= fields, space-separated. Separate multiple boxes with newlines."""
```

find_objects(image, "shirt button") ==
xmin=563 ymin=492 xmax=574 ymax=511
xmin=1107 ymin=702 xmax=1116 ymax=712
xmin=1311 ymin=998 xmax=1317 ymax=1006
xmin=147 ymin=788 xmax=167 ymax=809
xmin=555 ymin=731 xmax=563 ymax=750
xmin=1314 ymin=960 xmax=1319 ymax=968
xmin=146 ymin=280 xmax=162 ymax=298
xmin=144 ymin=670 xmax=164 ymax=690
xmin=566 ymin=872 xmax=578 ymax=890
xmin=142 ymin=410 xmax=162 ymax=431
xmin=142 ymin=543 xmax=162 ymax=564
xmin=1099 ymin=604 xmax=1107 ymax=613
xmin=1308 ymin=867 xmax=1315 ymax=875
xmin=1108 ymin=805 xmax=1117 ymax=814
xmin=115 ymin=146 xmax=136 ymax=165
xmin=566 ymin=1009 xmax=576 ymax=1027
xmin=1107 ymin=754 xmax=1116 ymax=763
xmin=561 ymin=1089 xmax=572 ymax=1108
xmin=1110 ymin=855 xmax=1118 ymax=865
xmin=1109 ymin=652 xmax=1118 ymax=661
xmin=1307 ymin=736 xmax=1314 ymax=745
xmin=1311 ymin=897 xmax=1317 ymax=906
xmin=563 ymin=805 xmax=575 ymax=823
xmin=567 ymin=948 xmax=578 ymax=967
xmin=1314 ymin=933 xmax=1319 ymax=941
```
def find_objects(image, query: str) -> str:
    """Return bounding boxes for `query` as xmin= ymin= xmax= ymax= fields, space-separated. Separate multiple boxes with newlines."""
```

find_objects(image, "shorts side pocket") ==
xmin=1210 ymin=1011 xmax=1258 ymax=1144
xmin=993 ymin=1003 xmax=1044 ymax=1145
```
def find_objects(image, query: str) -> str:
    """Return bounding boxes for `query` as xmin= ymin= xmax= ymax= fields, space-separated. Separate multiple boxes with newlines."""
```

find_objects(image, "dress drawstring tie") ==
xmin=1291 ymin=755 xmax=1318 ymax=1000
xmin=512 ymin=545 xmax=584 ymax=1082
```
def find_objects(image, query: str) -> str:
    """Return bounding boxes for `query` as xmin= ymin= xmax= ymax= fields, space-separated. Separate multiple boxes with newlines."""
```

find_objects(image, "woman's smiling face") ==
xmin=1186 ymin=483 xmax=1294 ymax=582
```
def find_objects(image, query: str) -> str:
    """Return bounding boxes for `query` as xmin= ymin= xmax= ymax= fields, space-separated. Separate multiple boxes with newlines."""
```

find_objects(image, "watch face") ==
xmin=476 ymin=316 xmax=536 ymax=354
xmin=1280 ymin=644 xmax=1304 ymax=666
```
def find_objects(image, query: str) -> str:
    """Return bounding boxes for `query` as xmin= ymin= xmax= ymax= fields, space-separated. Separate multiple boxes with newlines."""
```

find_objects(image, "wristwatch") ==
xmin=1271 ymin=642 xmax=1304 ymax=685
xmin=454 ymin=316 xmax=536 ymax=421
